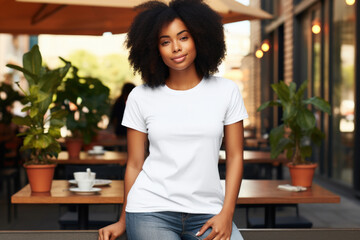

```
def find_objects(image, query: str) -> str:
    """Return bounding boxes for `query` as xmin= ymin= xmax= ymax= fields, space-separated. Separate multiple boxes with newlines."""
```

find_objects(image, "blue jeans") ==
xmin=126 ymin=212 xmax=243 ymax=240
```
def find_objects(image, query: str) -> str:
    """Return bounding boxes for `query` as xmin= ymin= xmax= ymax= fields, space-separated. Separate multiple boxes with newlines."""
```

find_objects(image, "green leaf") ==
xmin=305 ymin=96 xmax=331 ymax=114
xmin=23 ymin=45 xmax=42 ymax=85
xmin=35 ymin=90 xmax=50 ymax=104
xmin=33 ymin=134 xmax=52 ymax=149
xmin=296 ymin=108 xmax=316 ymax=130
xmin=295 ymin=81 xmax=308 ymax=102
xmin=269 ymin=124 xmax=285 ymax=145
xmin=50 ymin=119 xmax=65 ymax=128
xmin=270 ymin=137 xmax=292 ymax=159
xmin=29 ymin=107 xmax=39 ymax=118
xmin=51 ymin=109 xmax=68 ymax=119
xmin=21 ymin=106 xmax=31 ymax=112
xmin=257 ymin=100 xmax=281 ymax=112
xmin=12 ymin=116 xmax=32 ymax=126
xmin=282 ymin=102 xmax=296 ymax=122
xmin=311 ymin=127 xmax=325 ymax=145
xmin=272 ymin=81 xmax=290 ymax=103
xmin=288 ymin=82 xmax=297 ymax=99
xmin=23 ymin=135 xmax=35 ymax=148
xmin=5 ymin=64 xmax=38 ymax=85
xmin=48 ymin=128 xmax=62 ymax=138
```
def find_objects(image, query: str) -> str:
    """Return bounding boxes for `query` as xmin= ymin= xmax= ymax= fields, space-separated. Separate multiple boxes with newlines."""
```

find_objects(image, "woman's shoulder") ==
xmin=128 ymin=83 xmax=163 ymax=99
xmin=205 ymin=75 xmax=238 ymax=90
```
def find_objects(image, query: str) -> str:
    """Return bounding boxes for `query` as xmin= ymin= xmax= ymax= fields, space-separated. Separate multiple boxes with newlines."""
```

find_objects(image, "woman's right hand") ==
xmin=98 ymin=219 xmax=125 ymax=240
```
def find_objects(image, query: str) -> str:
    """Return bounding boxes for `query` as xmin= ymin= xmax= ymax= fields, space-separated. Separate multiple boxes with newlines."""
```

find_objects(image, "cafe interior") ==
xmin=1 ymin=0 xmax=360 ymax=239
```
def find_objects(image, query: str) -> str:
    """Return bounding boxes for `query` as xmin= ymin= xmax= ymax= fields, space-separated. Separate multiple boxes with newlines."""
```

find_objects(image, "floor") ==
xmin=1 ymin=168 xmax=360 ymax=230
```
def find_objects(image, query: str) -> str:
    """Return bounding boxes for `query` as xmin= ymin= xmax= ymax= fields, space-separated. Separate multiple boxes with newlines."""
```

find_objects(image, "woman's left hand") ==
xmin=196 ymin=211 xmax=233 ymax=240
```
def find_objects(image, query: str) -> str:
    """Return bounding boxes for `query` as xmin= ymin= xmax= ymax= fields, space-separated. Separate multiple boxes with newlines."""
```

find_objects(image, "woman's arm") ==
xmin=222 ymin=120 xmax=244 ymax=217
xmin=98 ymin=128 xmax=147 ymax=240
xmin=198 ymin=121 xmax=244 ymax=240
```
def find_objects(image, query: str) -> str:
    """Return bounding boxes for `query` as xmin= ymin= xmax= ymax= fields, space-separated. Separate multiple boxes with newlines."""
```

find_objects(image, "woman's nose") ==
xmin=172 ymin=41 xmax=181 ymax=53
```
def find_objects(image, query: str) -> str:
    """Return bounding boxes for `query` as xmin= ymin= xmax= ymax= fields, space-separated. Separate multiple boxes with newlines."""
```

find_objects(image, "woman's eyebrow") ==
xmin=159 ymin=30 xmax=188 ymax=39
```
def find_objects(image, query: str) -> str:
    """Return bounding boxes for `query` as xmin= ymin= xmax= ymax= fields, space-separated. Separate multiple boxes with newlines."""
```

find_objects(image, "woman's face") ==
xmin=158 ymin=18 xmax=197 ymax=73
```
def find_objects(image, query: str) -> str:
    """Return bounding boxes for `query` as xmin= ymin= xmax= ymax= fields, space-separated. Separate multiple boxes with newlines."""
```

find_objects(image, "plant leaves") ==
xmin=12 ymin=116 xmax=32 ymax=126
xmin=296 ymin=108 xmax=316 ymax=130
xmin=270 ymin=137 xmax=292 ymax=159
xmin=272 ymin=81 xmax=290 ymax=103
xmin=305 ymin=96 xmax=331 ymax=114
xmin=33 ymin=134 xmax=52 ymax=149
xmin=311 ymin=127 xmax=325 ymax=145
xmin=23 ymin=45 xmax=42 ymax=85
xmin=257 ymin=100 xmax=281 ymax=112
xmin=269 ymin=124 xmax=285 ymax=145
xmin=50 ymin=109 xmax=68 ymax=119
xmin=295 ymin=80 xmax=308 ymax=102
xmin=48 ymin=128 xmax=62 ymax=138
xmin=29 ymin=107 xmax=39 ymax=118
xmin=23 ymin=135 xmax=34 ymax=148
xmin=300 ymin=145 xmax=312 ymax=158
xmin=5 ymin=64 xmax=38 ymax=85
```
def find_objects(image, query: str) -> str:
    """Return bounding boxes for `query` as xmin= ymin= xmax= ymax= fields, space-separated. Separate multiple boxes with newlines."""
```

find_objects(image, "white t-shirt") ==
xmin=122 ymin=76 xmax=248 ymax=214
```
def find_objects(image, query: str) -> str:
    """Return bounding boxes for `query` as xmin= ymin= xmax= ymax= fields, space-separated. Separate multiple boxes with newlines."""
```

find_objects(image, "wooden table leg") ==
xmin=276 ymin=163 xmax=284 ymax=179
xmin=264 ymin=205 xmax=276 ymax=228
xmin=78 ymin=204 xmax=89 ymax=229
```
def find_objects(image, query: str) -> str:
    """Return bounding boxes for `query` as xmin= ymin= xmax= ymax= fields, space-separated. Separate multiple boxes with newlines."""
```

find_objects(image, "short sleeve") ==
xmin=121 ymin=90 xmax=148 ymax=133
xmin=224 ymin=84 xmax=248 ymax=125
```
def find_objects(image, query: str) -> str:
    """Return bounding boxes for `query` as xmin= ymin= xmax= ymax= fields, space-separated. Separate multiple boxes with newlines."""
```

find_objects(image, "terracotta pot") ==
xmin=24 ymin=164 xmax=56 ymax=192
xmin=65 ymin=138 xmax=83 ymax=159
xmin=287 ymin=163 xmax=317 ymax=187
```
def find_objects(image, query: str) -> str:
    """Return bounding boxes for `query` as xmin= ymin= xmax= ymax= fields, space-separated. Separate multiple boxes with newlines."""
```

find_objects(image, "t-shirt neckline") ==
xmin=163 ymin=77 xmax=205 ymax=94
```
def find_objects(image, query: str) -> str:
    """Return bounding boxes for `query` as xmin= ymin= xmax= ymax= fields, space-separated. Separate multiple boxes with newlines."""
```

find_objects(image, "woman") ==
xmin=99 ymin=1 xmax=248 ymax=239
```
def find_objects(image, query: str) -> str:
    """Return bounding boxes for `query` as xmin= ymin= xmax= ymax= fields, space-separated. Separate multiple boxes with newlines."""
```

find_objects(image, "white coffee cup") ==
xmin=74 ymin=171 xmax=96 ymax=182
xmin=93 ymin=145 xmax=103 ymax=153
xmin=77 ymin=179 xmax=95 ymax=191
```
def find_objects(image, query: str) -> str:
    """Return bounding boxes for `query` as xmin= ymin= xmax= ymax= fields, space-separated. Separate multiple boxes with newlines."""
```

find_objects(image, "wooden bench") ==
xmin=1 ymin=229 xmax=360 ymax=240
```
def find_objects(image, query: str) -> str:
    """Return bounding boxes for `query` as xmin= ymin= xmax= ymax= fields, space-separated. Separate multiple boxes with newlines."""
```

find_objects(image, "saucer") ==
xmin=69 ymin=187 xmax=101 ymax=195
xmin=68 ymin=179 xmax=112 ymax=186
xmin=88 ymin=149 xmax=105 ymax=155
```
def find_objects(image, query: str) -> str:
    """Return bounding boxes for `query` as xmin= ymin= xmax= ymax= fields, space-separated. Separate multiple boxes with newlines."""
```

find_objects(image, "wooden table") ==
xmin=12 ymin=180 xmax=124 ymax=229
xmin=219 ymin=150 xmax=289 ymax=179
xmin=12 ymin=180 xmax=340 ymax=229
xmin=52 ymin=151 xmax=127 ymax=166
xmin=233 ymin=180 xmax=340 ymax=227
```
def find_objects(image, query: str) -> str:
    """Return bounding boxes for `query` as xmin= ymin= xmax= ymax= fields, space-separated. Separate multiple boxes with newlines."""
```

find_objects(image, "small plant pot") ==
xmin=287 ymin=163 xmax=317 ymax=188
xmin=66 ymin=138 xmax=83 ymax=159
xmin=24 ymin=164 xmax=56 ymax=192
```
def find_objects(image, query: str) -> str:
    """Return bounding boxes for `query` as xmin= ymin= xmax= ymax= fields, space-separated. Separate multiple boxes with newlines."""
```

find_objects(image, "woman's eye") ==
xmin=160 ymin=41 xmax=170 ymax=46
xmin=180 ymin=36 xmax=188 ymax=41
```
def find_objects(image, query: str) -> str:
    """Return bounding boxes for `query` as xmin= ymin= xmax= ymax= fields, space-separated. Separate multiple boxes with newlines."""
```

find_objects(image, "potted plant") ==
xmin=257 ymin=81 xmax=331 ymax=187
xmin=53 ymin=65 xmax=110 ymax=158
xmin=6 ymin=45 xmax=71 ymax=192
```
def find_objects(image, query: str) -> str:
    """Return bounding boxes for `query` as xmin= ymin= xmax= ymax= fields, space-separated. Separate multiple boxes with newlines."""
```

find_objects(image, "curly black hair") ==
xmin=126 ymin=0 xmax=226 ymax=88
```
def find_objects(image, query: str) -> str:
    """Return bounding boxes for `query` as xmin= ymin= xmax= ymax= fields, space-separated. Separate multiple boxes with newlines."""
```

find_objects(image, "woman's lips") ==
xmin=172 ymin=54 xmax=187 ymax=63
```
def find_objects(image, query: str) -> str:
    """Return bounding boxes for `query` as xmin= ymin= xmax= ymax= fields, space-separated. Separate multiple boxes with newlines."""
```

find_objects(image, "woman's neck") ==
xmin=166 ymin=67 xmax=202 ymax=90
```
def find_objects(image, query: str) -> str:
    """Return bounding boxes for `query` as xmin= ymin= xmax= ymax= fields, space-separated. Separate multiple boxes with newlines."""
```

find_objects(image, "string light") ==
xmin=312 ymin=21 xmax=321 ymax=34
xmin=255 ymin=49 xmax=264 ymax=59
xmin=261 ymin=40 xmax=270 ymax=52
xmin=345 ymin=0 xmax=355 ymax=6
